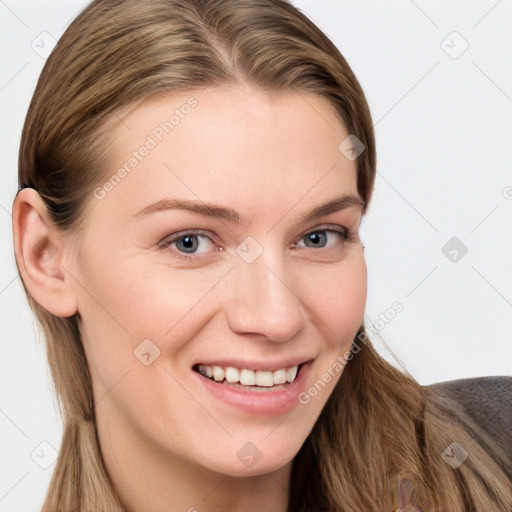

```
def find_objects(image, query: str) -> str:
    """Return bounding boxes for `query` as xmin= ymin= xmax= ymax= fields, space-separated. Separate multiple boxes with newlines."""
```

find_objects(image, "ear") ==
xmin=12 ymin=188 xmax=78 ymax=318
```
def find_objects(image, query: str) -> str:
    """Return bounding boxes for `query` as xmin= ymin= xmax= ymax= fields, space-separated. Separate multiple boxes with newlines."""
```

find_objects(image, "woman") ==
xmin=11 ymin=0 xmax=511 ymax=510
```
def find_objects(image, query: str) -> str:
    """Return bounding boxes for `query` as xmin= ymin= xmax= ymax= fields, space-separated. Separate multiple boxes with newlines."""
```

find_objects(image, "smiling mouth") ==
xmin=192 ymin=363 xmax=305 ymax=389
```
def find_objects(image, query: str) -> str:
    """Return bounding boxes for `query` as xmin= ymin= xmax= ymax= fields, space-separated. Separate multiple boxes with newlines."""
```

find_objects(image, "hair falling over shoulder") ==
xmin=15 ymin=0 xmax=511 ymax=510
xmin=289 ymin=327 xmax=512 ymax=511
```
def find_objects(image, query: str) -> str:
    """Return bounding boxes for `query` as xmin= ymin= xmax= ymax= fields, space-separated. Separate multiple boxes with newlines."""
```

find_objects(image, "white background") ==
xmin=1 ymin=0 xmax=511 ymax=510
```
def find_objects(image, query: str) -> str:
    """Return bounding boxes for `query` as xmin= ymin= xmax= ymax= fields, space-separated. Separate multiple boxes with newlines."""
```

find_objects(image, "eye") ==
xmin=158 ymin=230 xmax=218 ymax=260
xmin=294 ymin=225 xmax=350 ymax=250
xmin=159 ymin=225 xmax=351 ymax=261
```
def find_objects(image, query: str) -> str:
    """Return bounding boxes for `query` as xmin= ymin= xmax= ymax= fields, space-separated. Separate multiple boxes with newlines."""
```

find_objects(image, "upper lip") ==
xmin=192 ymin=356 xmax=314 ymax=372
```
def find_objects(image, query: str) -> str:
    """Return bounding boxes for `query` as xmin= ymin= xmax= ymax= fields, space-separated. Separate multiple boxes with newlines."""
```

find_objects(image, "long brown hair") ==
xmin=15 ymin=1 xmax=511 ymax=510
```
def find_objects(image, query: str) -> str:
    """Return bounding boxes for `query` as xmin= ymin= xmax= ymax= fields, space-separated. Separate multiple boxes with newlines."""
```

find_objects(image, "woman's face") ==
xmin=68 ymin=85 xmax=367 ymax=477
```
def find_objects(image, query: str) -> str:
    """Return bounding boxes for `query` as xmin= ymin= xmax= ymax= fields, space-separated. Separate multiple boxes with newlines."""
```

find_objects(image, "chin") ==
xmin=204 ymin=436 xmax=303 ymax=478
xmin=217 ymin=456 xmax=294 ymax=478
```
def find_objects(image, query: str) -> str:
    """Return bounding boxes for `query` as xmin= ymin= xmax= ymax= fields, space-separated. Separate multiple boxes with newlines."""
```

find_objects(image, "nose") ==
xmin=225 ymin=248 xmax=306 ymax=343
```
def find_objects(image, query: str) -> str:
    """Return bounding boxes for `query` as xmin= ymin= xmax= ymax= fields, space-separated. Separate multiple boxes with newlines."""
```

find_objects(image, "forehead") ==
xmin=91 ymin=85 xmax=360 ymax=224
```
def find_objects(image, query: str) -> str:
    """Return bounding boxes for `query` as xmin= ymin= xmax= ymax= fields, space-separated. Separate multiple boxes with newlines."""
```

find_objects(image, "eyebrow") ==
xmin=133 ymin=194 xmax=365 ymax=225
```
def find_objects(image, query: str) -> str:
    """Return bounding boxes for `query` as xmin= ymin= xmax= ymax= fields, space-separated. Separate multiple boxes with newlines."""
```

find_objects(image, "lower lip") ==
xmin=192 ymin=362 xmax=312 ymax=416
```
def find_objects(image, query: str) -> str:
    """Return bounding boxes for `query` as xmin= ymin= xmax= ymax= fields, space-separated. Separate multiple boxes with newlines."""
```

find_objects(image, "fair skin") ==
xmin=13 ymin=85 xmax=367 ymax=512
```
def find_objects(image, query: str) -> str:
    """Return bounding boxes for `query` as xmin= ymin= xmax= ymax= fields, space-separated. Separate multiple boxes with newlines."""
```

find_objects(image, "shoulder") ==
xmin=425 ymin=376 xmax=512 ymax=460
xmin=427 ymin=374 xmax=512 ymax=405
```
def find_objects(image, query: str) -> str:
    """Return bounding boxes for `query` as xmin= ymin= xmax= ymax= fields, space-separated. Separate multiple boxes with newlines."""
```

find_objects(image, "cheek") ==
xmin=304 ymin=255 xmax=367 ymax=341
xmin=71 ymin=245 xmax=167 ymax=398
xmin=295 ymin=260 xmax=366 ymax=419
xmin=74 ymin=250 xmax=231 ymax=410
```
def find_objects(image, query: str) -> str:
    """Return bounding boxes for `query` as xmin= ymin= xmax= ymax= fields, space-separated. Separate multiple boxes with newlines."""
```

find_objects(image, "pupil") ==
xmin=308 ymin=232 xmax=326 ymax=247
xmin=179 ymin=235 xmax=197 ymax=252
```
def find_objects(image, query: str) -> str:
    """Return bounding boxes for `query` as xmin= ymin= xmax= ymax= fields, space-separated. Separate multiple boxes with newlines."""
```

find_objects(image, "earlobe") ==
xmin=12 ymin=188 xmax=78 ymax=318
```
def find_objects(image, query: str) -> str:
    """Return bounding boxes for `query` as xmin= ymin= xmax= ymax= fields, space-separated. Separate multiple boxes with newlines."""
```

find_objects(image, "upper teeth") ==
xmin=197 ymin=364 xmax=299 ymax=387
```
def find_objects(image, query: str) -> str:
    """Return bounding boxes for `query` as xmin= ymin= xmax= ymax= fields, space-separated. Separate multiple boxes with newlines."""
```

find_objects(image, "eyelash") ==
xmin=158 ymin=224 xmax=351 ymax=261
